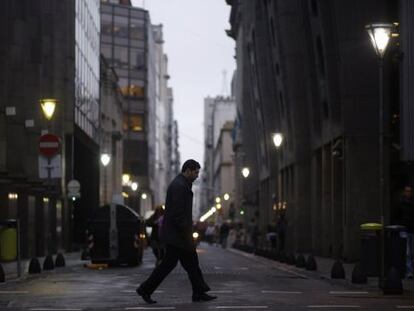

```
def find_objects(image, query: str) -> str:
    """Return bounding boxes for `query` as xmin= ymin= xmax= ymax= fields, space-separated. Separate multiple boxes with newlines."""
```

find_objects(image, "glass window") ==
xmin=123 ymin=113 xmax=144 ymax=132
xmin=131 ymin=10 xmax=145 ymax=19
xmin=101 ymin=13 xmax=112 ymax=36
xmin=113 ymin=46 xmax=128 ymax=68
xmin=114 ymin=6 xmax=129 ymax=16
xmin=114 ymin=15 xmax=128 ymax=38
xmin=130 ymin=114 xmax=144 ymax=132
xmin=130 ymin=48 xmax=145 ymax=69
xmin=130 ymin=24 xmax=145 ymax=40
xmin=101 ymin=43 xmax=112 ymax=59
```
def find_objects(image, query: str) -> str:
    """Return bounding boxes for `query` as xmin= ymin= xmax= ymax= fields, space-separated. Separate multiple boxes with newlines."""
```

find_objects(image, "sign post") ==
xmin=39 ymin=134 xmax=61 ymax=199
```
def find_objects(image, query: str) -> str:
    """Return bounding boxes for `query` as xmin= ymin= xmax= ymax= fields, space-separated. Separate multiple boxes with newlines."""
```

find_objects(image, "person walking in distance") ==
xmin=136 ymin=159 xmax=216 ymax=304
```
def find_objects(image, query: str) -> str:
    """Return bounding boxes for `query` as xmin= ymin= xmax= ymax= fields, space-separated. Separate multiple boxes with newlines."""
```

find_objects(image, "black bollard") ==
xmin=351 ymin=263 xmax=367 ymax=284
xmin=279 ymin=251 xmax=287 ymax=263
xmin=55 ymin=253 xmax=66 ymax=267
xmin=296 ymin=254 xmax=306 ymax=268
xmin=28 ymin=258 xmax=42 ymax=274
xmin=43 ymin=255 xmax=55 ymax=270
xmin=0 ymin=264 xmax=4 ymax=282
xmin=383 ymin=266 xmax=403 ymax=295
xmin=306 ymin=255 xmax=317 ymax=271
xmin=286 ymin=253 xmax=296 ymax=265
xmin=331 ymin=260 xmax=345 ymax=279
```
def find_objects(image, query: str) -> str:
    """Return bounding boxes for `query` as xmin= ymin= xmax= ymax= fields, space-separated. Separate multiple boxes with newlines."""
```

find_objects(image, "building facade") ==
xmin=0 ymin=0 xmax=101 ymax=256
xmin=226 ymin=0 xmax=413 ymax=260
xmin=201 ymin=96 xmax=236 ymax=219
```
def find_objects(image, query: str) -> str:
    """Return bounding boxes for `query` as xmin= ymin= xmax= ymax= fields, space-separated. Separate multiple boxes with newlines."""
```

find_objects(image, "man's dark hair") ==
xmin=181 ymin=159 xmax=201 ymax=173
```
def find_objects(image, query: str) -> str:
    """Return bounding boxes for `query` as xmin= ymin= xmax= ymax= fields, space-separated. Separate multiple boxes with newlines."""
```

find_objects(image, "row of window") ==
xmin=123 ymin=114 xmax=144 ymax=132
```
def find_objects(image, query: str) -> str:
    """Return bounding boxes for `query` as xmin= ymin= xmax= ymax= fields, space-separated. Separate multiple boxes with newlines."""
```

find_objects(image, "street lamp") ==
xmin=215 ymin=196 xmax=221 ymax=203
xmin=100 ymin=153 xmax=111 ymax=204
xmin=223 ymin=193 xmax=230 ymax=201
xmin=141 ymin=193 xmax=147 ymax=200
xmin=272 ymin=133 xmax=284 ymax=148
xmin=39 ymin=98 xmax=57 ymax=121
xmin=365 ymin=22 xmax=394 ymax=289
xmin=365 ymin=22 xmax=393 ymax=225
xmin=100 ymin=153 xmax=111 ymax=167
xmin=131 ymin=182 xmax=138 ymax=192
xmin=241 ymin=167 xmax=250 ymax=178
xmin=122 ymin=173 xmax=131 ymax=186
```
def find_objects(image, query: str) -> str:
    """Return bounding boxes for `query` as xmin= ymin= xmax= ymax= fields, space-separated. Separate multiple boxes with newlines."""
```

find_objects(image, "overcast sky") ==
xmin=131 ymin=0 xmax=235 ymax=166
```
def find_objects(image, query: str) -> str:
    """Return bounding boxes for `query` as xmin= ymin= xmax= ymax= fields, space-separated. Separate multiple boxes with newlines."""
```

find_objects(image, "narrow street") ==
xmin=0 ymin=244 xmax=413 ymax=310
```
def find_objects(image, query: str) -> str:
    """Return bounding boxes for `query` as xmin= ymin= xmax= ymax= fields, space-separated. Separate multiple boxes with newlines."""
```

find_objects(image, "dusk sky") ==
xmin=130 ymin=0 xmax=236 ymax=166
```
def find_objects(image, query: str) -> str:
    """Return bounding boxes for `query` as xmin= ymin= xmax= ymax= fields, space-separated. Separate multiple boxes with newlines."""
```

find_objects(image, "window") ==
xmin=124 ymin=113 xmax=144 ymax=132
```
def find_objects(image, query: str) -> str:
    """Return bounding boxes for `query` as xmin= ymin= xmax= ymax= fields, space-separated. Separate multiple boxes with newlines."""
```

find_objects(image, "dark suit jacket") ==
xmin=161 ymin=174 xmax=195 ymax=251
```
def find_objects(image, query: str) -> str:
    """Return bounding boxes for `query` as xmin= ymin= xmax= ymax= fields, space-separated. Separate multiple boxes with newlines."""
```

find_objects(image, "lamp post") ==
xmin=365 ymin=22 xmax=393 ymax=288
xmin=272 ymin=132 xmax=284 ymax=219
xmin=100 ymin=153 xmax=111 ymax=204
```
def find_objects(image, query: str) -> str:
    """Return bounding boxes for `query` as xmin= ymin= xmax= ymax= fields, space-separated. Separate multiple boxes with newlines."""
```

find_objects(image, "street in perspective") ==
xmin=1 ymin=0 xmax=414 ymax=310
xmin=0 ymin=243 xmax=413 ymax=310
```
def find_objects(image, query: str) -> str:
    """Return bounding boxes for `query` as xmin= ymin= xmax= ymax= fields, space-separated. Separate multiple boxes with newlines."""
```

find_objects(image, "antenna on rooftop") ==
xmin=221 ymin=69 xmax=229 ymax=97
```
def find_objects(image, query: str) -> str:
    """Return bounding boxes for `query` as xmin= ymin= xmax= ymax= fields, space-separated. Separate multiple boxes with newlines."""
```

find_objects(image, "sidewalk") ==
xmin=230 ymin=246 xmax=414 ymax=295
xmin=0 ymin=251 xmax=83 ymax=282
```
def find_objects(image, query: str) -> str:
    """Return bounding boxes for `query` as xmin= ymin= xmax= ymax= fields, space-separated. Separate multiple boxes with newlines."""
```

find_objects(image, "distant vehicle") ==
xmin=87 ymin=203 xmax=146 ymax=266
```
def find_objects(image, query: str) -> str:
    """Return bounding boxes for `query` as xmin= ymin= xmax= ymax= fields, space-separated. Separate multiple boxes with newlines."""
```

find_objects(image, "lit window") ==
xmin=130 ymin=114 xmax=144 ymax=132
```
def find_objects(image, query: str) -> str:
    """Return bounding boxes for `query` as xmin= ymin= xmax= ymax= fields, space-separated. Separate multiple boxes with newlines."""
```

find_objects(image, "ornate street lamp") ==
xmin=131 ymin=182 xmax=138 ymax=192
xmin=365 ymin=22 xmax=394 ymax=290
xmin=223 ymin=193 xmax=230 ymax=201
xmin=39 ymin=98 xmax=57 ymax=121
xmin=241 ymin=167 xmax=250 ymax=178
xmin=100 ymin=153 xmax=111 ymax=167
xmin=272 ymin=132 xmax=284 ymax=148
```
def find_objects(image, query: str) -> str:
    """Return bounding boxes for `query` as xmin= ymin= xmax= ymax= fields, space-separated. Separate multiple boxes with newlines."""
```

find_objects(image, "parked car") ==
xmin=87 ymin=203 xmax=146 ymax=266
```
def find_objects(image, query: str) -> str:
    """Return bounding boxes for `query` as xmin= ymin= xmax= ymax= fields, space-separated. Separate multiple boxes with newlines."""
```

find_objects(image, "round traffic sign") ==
xmin=67 ymin=179 xmax=81 ymax=194
xmin=39 ymin=134 xmax=60 ymax=157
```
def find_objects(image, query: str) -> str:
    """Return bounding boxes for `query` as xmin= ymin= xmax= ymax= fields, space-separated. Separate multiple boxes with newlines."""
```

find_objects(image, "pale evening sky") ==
xmin=131 ymin=0 xmax=236 ymax=167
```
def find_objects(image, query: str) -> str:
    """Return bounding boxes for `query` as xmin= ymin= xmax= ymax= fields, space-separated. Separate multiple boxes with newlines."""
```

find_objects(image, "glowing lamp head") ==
xmin=40 ymin=98 xmax=57 ymax=120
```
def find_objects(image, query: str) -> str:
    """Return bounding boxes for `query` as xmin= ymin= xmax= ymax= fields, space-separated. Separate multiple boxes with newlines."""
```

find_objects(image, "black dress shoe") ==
xmin=192 ymin=292 xmax=217 ymax=302
xmin=136 ymin=287 xmax=157 ymax=304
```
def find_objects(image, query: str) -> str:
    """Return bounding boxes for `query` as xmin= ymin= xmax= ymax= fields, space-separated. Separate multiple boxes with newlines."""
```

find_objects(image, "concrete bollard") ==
xmin=306 ymin=255 xmax=317 ymax=271
xmin=28 ymin=258 xmax=41 ymax=274
xmin=383 ymin=266 xmax=403 ymax=295
xmin=331 ymin=260 xmax=345 ymax=279
xmin=0 ymin=264 xmax=4 ymax=282
xmin=295 ymin=254 xmax=306 ymax=268
xmin=55 ymin=253 xmax=66 ymax=267
xmin=43 ymin=255 xmax=55 ymax=270
xmin=351 ymin=263 xmax=367 ymax=284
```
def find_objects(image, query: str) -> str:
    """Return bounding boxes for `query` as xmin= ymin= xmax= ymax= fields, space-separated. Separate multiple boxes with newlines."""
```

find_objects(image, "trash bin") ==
xmin=384 ymin=225 xmax=406 ymax=278
xmin=360 ymin=223 xmax=383 ymax=277
xmin=0 ymin=227 xmax=17 ymax=261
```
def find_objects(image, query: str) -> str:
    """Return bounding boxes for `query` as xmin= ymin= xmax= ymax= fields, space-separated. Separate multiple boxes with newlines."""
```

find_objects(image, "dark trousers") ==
xmin=139 ymin=244 xmax=209 ymax=295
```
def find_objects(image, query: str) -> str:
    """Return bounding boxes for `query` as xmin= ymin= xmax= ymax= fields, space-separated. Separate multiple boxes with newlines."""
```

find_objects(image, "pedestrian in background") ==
xmin=136 ymin=160 xmax=216 ymax=304
xmin=395 ymin=185 xmax=414 ymax=278
xmin=146 ymin=205 xmax=165 ymax=266
xmin=219 ymin=221 xmax=230 ymax=248
xmin=205 ymin=222 xmax=216 ymax=245
xmin=276 ymin=212 xmax=287 ymax=252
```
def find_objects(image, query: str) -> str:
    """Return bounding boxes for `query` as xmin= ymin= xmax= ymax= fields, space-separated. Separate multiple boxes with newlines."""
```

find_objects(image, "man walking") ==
xmin=136 ymin=159 xmax=217 ymax=304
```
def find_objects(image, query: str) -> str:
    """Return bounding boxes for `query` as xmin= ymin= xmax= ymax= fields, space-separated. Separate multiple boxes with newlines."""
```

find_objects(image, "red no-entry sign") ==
xmin=39 ymin=134 xmax=60 ymax=157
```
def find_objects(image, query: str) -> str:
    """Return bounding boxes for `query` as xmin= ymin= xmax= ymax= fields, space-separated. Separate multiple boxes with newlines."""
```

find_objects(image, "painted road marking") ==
xmin=213 ymin=307 xmax=268 ymax=309
xmin=261 ymin=290 xmax=302 ymax=294
xmin=121 ymin=290 xmax=164 ymax=293
xmin=0 ymin=290 xmax=29 ymax=294
xmin=307 ymin=305 xmax=360 ymax=308
xmin=209 ymin=290 xmax=234 ymax=293
xmin=125 ymin=307 xmax=175 ymax=310
xmin=329 ymin=291 xmax=369 ymax=295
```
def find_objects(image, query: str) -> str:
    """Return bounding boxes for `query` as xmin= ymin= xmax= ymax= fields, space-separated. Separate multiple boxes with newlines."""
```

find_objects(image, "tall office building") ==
xmin=101 ymin=1 xmax=153 ymax=213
